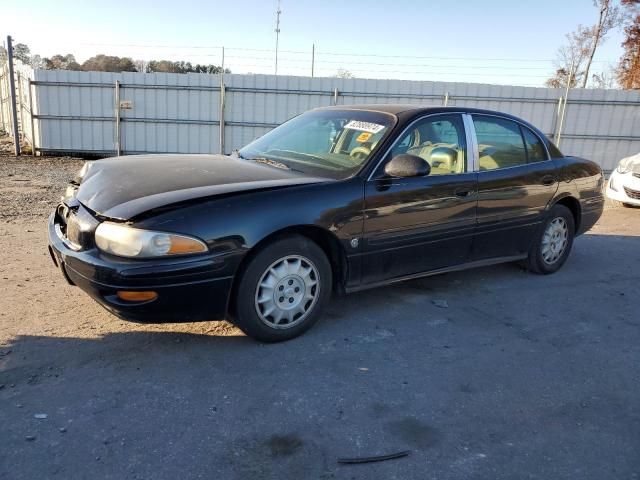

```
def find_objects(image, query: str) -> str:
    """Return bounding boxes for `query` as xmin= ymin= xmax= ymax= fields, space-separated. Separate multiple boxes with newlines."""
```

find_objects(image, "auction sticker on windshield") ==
xmin=344 ymin=120 xmax=385 ymax=134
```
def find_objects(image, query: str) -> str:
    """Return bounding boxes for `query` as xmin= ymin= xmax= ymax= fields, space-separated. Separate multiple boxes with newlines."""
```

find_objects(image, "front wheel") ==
xmin=230 ymin=235 xmax=332 ymax=342
xmin=525 ymin=204 xmax=575 ymax=274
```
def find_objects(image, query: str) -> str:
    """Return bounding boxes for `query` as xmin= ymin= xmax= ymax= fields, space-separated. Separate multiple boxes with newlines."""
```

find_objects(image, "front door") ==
xmin=361 ymin=113 xmax=478 ymax=284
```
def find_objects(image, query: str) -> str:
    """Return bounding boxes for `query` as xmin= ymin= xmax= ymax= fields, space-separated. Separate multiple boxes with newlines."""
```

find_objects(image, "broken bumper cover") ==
xmin=47 ymin=213 xmax=236 ymax=323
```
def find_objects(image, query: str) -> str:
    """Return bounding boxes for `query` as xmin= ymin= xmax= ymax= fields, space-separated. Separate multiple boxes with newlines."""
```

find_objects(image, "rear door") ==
xmin=469 ymin=114 xmax=559 ymax=260
xmin=361 ymin=113 xmax=478 ymax=284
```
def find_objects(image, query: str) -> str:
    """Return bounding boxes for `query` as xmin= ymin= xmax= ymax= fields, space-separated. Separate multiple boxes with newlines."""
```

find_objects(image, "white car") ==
xmin=606 ymin=153 xmax=640 ymax=208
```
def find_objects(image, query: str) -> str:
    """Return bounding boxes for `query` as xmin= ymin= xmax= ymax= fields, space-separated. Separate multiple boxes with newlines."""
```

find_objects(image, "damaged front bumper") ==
xmin=47 ymin=211 xmax=237 ymax=323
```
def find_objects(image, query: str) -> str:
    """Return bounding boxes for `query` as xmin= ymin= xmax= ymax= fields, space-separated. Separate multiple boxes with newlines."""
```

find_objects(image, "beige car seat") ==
xmin=478 ymin=144 xmax=525 ymax=170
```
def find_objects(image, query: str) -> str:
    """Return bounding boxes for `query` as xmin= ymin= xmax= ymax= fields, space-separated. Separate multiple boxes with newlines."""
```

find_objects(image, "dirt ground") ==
xmin=1 ymin=147 xmax=639 ymax=479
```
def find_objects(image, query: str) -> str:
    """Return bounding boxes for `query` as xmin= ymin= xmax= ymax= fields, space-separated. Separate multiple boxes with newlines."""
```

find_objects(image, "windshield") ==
xmin=237 ymin=109 xmax=396 ymax=179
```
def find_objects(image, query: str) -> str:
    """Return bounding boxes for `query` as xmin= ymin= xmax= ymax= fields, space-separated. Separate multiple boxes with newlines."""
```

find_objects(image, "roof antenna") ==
xmin=274 ymin=0 xmax=282 ymax=75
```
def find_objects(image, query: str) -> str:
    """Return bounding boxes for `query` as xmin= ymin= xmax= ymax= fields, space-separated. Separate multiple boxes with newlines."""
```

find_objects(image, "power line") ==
xmin=226 ymin=55 xmax=561 ymax=70
xmin=75 ymin=42 xmax=617 ymax=64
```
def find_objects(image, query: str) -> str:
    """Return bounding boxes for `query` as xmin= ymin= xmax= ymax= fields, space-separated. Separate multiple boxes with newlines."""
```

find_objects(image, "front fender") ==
xmin=133 ymin=177 xmax=365 ymax=260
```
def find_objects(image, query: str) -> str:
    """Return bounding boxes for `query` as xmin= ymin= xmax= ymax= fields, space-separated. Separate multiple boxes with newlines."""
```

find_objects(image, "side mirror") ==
xmin=384 ymin=154 xmax=431 ymax=178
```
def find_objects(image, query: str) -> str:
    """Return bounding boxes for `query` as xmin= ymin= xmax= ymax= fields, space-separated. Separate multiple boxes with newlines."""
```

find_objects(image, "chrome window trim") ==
xmin=366 ymin=111 xmax=469 ymax=181
xmin=462 ymin=113 xmax=479 ymax=172
xmin=469 ymin=113 xmax=552 ymax=172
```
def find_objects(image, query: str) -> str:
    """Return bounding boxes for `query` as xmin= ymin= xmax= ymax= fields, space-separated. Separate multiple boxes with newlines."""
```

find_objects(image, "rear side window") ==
xmin=473 ymin=116 xmax=527 ymax=170
xmin=521 ymin=127 xmax=548 ymax=162
xmin=546 ymin=140 xmax=564 ymax=158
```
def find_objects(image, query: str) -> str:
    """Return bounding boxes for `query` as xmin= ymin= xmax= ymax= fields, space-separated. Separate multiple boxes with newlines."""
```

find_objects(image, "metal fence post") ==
xmin=6 ymin=35 xmax=21 ymax=156
xmin=219 ymin=82 xmax=226 ymax=155
xmin=114 ymin=80 xmax=121 ymax=156
xmin=17 ymin=71 xmax=25 ymax=143
xmin=443 ymin=91 xmax=450 ymax=107
xmin=0 ymin=66 xmax=5 ymax=131
xmin=333 ymin=87 xmax=338 ymax=105
xmin=219 ymin=47 xmax=226 ymax=155
xmin=28 ymin=78 xmax=36 ymax=156
xmin=555 ymin=61 xmax=575 ymax=148
xmin=552 ymin=96 xmax=563 ymax=142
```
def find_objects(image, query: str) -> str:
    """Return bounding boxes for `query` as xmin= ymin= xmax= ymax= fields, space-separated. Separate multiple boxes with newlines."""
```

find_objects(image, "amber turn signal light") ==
xmin=116 ymin=291 xmax=158 ymax=302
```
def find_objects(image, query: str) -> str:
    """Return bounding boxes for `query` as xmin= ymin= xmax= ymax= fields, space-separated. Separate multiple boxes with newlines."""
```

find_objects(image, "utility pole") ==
xmin=274 ymin=0 xmax=281 ymax=75
xmin=556 ymin=57 xmax=575 ymax=148
xmin=219 ymin=46 xmax=225 ymax=155
xmin=6 ymin=35 xmax=20 ymax=156
xmin=311 ymin=43 xmax=315 ymax=77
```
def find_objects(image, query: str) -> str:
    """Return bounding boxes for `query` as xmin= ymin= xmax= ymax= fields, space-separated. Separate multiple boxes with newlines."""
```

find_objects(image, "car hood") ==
xmin=75 ymin=154 xmax=330 ymax=220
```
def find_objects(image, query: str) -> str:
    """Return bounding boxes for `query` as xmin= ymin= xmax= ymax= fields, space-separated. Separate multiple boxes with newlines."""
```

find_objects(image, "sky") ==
xmin=2 ymin=0 xmax=627 ymax=87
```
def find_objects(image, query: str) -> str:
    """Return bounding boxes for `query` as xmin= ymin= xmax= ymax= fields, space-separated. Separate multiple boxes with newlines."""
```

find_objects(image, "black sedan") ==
xmin=48 ymin=105 xmax=604 ymax=341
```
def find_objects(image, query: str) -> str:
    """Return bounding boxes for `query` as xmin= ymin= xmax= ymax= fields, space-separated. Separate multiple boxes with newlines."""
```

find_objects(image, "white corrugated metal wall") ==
xmin=5 ymin=69 xmax=640 ymax=171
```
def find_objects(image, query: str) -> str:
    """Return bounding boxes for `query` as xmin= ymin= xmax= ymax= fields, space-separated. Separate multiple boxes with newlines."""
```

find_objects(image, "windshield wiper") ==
xmin=252 ymin=157 xmax=308 ymax=175
xmin=250 ymin=157 xmax=291 ymax=170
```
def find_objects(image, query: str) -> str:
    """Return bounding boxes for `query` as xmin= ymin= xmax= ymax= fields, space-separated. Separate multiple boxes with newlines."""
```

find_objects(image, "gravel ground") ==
xmin=1 ymin=143 xmax=639 ymax=479
xmin=0 ymin=136 xmax=84 ymax=221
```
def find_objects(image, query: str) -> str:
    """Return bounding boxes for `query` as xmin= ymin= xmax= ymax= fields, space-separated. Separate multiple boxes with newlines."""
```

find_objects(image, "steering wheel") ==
xmin=350 ymin=146 xmax=371 ymax=161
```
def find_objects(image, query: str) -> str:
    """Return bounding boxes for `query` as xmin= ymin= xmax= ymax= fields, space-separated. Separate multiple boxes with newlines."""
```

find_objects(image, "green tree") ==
xmin=43 ymin=54 xmax=82 ymax=71
xmin=13 ymin=43 xmax=31 ymax=64
xmin=146 ymin=60 xmax=228 ymax=74
xmin=81 ymin=54 xmax=137 ymax=72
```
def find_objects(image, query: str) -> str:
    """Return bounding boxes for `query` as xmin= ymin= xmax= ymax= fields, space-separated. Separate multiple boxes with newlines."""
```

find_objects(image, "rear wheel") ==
xmin=525 ymin=204 xmax=575 ymax=274
xmin=231 ymin=235 xmax=332 ymax=342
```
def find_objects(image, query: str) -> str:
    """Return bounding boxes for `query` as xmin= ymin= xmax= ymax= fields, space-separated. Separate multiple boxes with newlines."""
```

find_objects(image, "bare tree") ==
xmin=334 ymin=68 xmax=354 ymax=79
xmin=581 ymin=0 xmax=623 ymax=87
xmin=591 ymin=65 xmax=619 ymax=87
xmin=134 ymin=59 xmax=147 ymax=73
xmin=547 ymin=1 xmax=623 ymax=88
xmin=29 ymin=54 xmax=45 ymax=70
xmin=618 ymin=0 xmax=640 ymax=88
xmin=546 ymin=25 xmax=593 ymax=88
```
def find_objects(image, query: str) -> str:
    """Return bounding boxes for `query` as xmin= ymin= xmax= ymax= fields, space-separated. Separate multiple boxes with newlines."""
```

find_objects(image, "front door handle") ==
xmin=454 ymin=188 xmax=472 ymax=198
xmin=541 ymin=175 xmax=556 ymax=186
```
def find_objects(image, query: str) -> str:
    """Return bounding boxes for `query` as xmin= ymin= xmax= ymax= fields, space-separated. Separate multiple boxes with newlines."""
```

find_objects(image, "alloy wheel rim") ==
xmin=541 ymin=217 xmax=569 ymax=265
xmin=254 ymin=255 xmax=320 ymax=329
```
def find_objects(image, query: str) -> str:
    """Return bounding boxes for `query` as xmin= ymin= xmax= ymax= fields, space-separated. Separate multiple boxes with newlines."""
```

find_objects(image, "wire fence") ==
xmin=73 ymin=43 xmax=620 ymax=88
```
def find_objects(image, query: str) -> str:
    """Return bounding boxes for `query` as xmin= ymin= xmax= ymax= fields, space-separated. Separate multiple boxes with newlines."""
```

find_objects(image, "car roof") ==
xmin=316 ymin=104 xmax=525 ymax=120
xmin=314 ymin=104 xmax=546 ymax=136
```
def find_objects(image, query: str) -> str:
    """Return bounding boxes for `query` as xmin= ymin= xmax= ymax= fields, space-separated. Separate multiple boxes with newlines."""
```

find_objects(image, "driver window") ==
xmin=390 ymin=115 xmax=467 ymax=175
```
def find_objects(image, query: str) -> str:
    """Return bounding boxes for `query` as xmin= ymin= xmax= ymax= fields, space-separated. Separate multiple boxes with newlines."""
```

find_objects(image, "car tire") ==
xmin=230 ymin=235 xmax=332 ymax=342
xmin=525 ymin=204 xmax=575 ymax=275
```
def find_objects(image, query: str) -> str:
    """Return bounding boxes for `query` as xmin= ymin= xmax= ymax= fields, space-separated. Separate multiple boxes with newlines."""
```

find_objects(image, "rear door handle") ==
xmin=454 ymin=188 xmax=472 ymax=198
xmin=541 ymin=175 xmax=556 ymax=186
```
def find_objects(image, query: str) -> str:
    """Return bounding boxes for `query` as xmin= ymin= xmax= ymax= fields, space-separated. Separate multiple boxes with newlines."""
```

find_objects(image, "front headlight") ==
xmin=95 ymin=222 xmax=207 ymax=258
xmin=617 ymin=159 xmax=631 ymax=174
